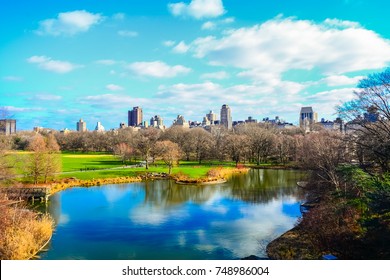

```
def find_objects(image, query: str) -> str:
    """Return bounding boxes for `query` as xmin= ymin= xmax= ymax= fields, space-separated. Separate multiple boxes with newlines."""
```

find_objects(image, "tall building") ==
xmin=220 ymin=104 xmax=232 ymax=129
xmin=150 ymin=115 xmax=164 ymax=128
xmin=95 ymin=122 xmax=105 ymax=132
xmin=0 ymin=119 xmax=16 ymax=135
xmin=206 ymin=110 xmax=217 ymax=125
xmin=173 ymin=115 xmax=189 ymax=128
xmin=299 ymin=107 xmax=318 ymax=132
xmin=128 ymin=106 xmax=143 ymax=127
xmin=76 ymin=119 xmax=87 ymax=132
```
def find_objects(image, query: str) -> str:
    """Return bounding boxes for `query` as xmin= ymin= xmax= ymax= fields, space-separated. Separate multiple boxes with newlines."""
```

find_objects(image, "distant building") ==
xmin=119 ymin=122 xmax=127 ymax=129
xmin=173 ymin=115 xmax=189 ymax=128
xmin=76 ymin=119 xmax=87 ymax=132
xmin=95 ymin=122 xmax=105 ymax=132
xmin=245 ymin=116 xmax=257 ymax=123
xmin=202 ymin=117 xmax=211 ymax=126
xmin=128 ymin=106 xmax=143 ymax=127
xmin=0 ymin=119 xmax=16 ymax=135
xmin=60 ymin=128 xmax=71 ymax=134
xmin=220 ymin=104 xmax=232 ymax=129
xmin=150 ymin=115 xmax=164 ymax=129
xmin=299 ymin=107 xmax=318 ymax=132
xmin=206 ymin=110 xmax=218 ymax=125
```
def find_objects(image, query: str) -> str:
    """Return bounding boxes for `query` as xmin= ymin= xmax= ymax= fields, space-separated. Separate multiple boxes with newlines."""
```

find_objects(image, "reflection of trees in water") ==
xmin=143 ymin=180 xmax=219 ymax=207
xmin=142 ymin=169 xmax=306 ymax=206
xmin=33 ymin=193 xmax=62 ymax=224
xmin=229 ymin=169 xmax=306 ymax=203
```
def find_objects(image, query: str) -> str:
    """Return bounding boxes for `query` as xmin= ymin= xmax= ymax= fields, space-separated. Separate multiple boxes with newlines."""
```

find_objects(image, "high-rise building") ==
xmin=206 ymin=110 xmax=217 ymax=125
xmin=128 ymin=106 xmax=143 ymax=127
xmin=76 ymin=119 xmax=87 ymax=132
xmin=0 ymin=119 xmax=16 ymax=135
xmin=150 ymin=115 xmax=164 ymax=128
xmin=173 ymin=115 xmax=189 ymax=128
xmin=299 ymin=107 xmax=318 ymax=132
xmin=95 ymin=122 xmax=105 ymax=132
xmin=220 ymin=104 xmax=232 ymax=129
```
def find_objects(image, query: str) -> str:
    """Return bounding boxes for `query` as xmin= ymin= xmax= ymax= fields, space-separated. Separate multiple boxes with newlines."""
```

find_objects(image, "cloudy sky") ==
xmin=2 ymin=0 xmax=390 ymax=130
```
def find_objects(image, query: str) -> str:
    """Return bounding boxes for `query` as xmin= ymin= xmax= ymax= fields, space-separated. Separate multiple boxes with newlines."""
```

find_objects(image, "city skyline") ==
xmin=2 ymin=0 xmax=390 ymax=130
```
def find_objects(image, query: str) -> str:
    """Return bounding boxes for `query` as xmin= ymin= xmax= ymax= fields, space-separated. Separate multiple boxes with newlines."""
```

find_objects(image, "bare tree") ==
xmin=155 ymin=140 xmax=181 ymax=174
xmin=188 ymin=128 xmax=213 ymax=164
xmin=223 ymin=134 xmax=250 ymax=167
xmin=296 ymin=131 xmax=350 ymax=189
xmin=135 ymin=128 xmax=161 ymax=169
xmin=26 ymin=134 xmax=61 ymax=184
xmin=26 ymin=135 xmax=47 ymax=184
xmin=338 ymin=68 xmax=390 ymax=172
xmin=113 ymin=143 xmax=133 ymax=164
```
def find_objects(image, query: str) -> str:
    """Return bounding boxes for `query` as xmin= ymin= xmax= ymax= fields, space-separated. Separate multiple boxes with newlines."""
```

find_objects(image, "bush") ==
xmin=0 ymin=205 xmax=53 ymax=260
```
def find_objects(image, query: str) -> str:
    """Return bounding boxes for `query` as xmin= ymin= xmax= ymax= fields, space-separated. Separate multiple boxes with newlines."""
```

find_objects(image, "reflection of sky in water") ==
xmin=41 ymin=169 xmax=304 ymax=260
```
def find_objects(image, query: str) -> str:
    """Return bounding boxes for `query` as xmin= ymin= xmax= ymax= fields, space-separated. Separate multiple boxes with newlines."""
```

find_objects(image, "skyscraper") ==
xmin=128 ymin=106 xmax=143 ymax=127
xmin=0 ymin=119 xmax=16 ymax=135
xmin=76 ymin=119 xmax=87 ymax=132
xmin=95 ymin=122 xmax=105 ymax=132
xmin=299 ymin=107 xmax=318 ymax=132
xmin=220 ymin=104 xmax=232 ymax=129
xmin=150 ymin=115 xmax=164 ymax=127
xmin=206 ymin=110 xmax=217 ymax=125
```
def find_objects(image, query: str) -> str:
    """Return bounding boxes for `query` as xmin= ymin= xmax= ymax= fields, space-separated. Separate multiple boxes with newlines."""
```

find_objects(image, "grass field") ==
xmin=61 ymin=152 xmax=124 ymax=172
xmin=9 ymin=151 xmax=237 ymax=181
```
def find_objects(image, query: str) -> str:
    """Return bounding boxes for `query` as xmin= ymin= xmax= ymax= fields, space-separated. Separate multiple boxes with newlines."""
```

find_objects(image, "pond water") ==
xmin=39 ymin=169 xmax=305 ymax=260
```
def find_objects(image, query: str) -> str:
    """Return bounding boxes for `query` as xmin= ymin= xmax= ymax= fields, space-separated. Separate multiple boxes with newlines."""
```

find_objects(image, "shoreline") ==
xmin=266 ymin=225 xmax=321 ymax=260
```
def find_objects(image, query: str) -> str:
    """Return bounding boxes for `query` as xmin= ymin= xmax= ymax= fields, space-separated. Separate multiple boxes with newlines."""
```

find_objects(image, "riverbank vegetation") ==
xmin=268 ymin=69 xmax=390 ymax=259
xmin=0 ymin=200 xmax=54 ymax=260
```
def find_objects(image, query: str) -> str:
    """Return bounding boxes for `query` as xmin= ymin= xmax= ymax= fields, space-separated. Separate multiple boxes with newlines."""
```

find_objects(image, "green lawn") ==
xmin=61 ymin=152 xmax=124 ymax=172
xmin=9 ymin=151 xmax=235 ymax=181
xmin=60 ymin=164 xmax=213 ymax=180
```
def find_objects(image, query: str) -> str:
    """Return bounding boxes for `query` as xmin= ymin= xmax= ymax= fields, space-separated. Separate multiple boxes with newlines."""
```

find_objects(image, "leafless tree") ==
xmin=296 ymin=131 xmax=350 ymax=189
xmin=155 ymin=140 xmax=182 ymax=174
xmin=188 ymin=128 xmax=213 ymax=164
xmin=338 ymin=68 xmax=390 ymax=172
xmin=223 ymin=134 xmax=250 ymax=166
xmin=113 ymin=143 xmax=133 ymax=164
xmin=26 ymin=134 xmax=61 ymax=184
xmin=134 ymin=128 xmax=161 ymax=169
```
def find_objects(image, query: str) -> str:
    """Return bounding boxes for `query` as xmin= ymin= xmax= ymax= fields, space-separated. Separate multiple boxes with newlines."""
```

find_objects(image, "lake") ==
xmin=39 ymin=169 xmax=305 ymax=260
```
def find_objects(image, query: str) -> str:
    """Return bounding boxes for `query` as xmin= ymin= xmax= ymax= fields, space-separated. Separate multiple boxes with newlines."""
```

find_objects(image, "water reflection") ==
xmin=39 ymin=169 xmax=305 ymax=260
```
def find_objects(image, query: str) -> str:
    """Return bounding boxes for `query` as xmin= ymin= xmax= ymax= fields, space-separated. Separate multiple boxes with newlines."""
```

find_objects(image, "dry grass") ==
xmin=173 ymin=166 xmax=249 ymax=184
xmin=0 ymin=204 xmax=54 ymax=260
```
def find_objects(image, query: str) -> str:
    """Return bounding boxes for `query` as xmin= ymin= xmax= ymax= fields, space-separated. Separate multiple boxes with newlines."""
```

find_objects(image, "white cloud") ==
xmin=36 ymin=10 xmax=103 ymax=36
xmin=201 ymin=17 xmax=234 ymax=30
xmin=189 ymin=17 xmax=390 ymax=76
xmin=168 ymin=0 xmax=225 ymax=19
xmin=173 ymin=41 xmax=190 ymax=53
xmin=106 ymin=84 xmax=124 ymax=91
xmin=163 ymin=40 xmax=176 ymax=47
xmin=127 ymin=61 xmax=191 ymax=78
xmin=321 ymin=75 xmax=364 ymax=87
xmin=201 ymin=71 xmax=229 ymax=80
xmin=118 ymin=30 xmax=138 ymax=37
xmin=324 ymin=18 xmax=361 ymax=29
xmin=202 ymin=21 xmax=216 ymax=30
xmin=27 ymin=56 xmax=82 ymax=74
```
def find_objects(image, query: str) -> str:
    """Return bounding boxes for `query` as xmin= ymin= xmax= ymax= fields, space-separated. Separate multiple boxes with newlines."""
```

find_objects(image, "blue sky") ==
xmin=2 ymin=0 xmax=390 ymax=130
